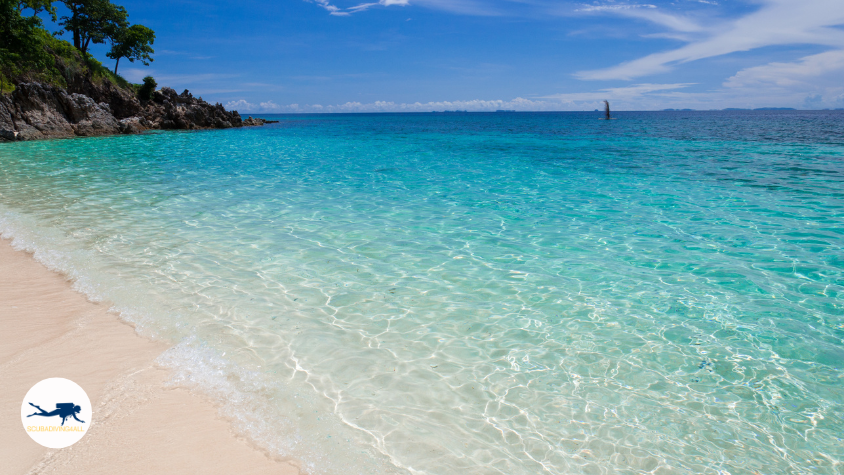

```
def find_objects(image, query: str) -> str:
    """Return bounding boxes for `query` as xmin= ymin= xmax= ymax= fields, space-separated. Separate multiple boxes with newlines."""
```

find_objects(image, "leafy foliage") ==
xmin=107 ymin=23 xmax=154 ymax=74
xmin=0 ymin=0 xmax=155 ymax=98
xmin=58 ymin=0 xmax=128 ymax=55
xmin=137 ymin=75 xmax=156 ymax=101
xmin=0 ymin=0 xmax=57 ymax=89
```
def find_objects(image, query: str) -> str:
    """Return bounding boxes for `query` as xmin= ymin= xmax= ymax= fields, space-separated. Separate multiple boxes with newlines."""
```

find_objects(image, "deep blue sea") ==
xmin=1 ymin=111 xmax=843 ymax=474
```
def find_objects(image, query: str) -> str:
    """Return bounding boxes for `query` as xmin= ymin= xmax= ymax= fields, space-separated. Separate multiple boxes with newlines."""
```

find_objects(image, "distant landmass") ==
xmin=723 ymin=107 xmax=796 ymax=111
xmin=662 ymin=109 xmax=696 ymax=111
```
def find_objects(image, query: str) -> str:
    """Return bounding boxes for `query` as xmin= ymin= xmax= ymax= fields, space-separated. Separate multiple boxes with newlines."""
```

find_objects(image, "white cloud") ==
xmin=307 ymin=0 xmax=497 ymax=16
xmin=259 ymin=100 xmax=283 ymax=111
xmin=322 ymin=98 xmax=552 ymax=112
xmin=414 ymin=0 xmax=498 ymax=15
xmin=724 ymin=50 xmax=844 ymax=89
xmin=575 ymin=3 xmax=705 ymax=33
xmin=225 ymin=99 xmax=256 ymax=110
xmin=225 ymin=100 xmax=292 ymax=112
xmin=576 ymin=0 xmax=844 ymax=80
xmin=224 ymin=75 xmax=844 ymax=113
xmin=222 ymin=86 xmax=701 ymax=113
xmin=616 ymin=9 xmax=704 ymax=33
xmin=576 ymin=4 xmax=657 ymax=13
xmin=311 ymin=0 xmax=346 ymax=15
xmin=227 ymin=97 xmax=562 ymax=113
xmin=708 ymin=49 xmax=844 ymax=108
xmin=541 ymin=83 xmax=694 ymax=101
xmin=310 ymin=0 xmax=409 ymax=16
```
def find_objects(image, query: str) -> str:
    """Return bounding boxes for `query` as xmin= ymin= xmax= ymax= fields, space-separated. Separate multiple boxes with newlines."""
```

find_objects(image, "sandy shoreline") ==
xmin=0 ymin=238 xmax=301 ymax=474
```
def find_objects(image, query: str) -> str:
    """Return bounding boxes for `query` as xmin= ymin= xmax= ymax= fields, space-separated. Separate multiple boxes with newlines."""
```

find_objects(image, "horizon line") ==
xmin=237 ymin=108 xmax=844 ymax=115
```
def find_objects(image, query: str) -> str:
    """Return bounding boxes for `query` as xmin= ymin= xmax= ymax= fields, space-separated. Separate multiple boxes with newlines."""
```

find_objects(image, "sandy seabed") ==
xmin=0 ymin=238 xmax=302 ymax=474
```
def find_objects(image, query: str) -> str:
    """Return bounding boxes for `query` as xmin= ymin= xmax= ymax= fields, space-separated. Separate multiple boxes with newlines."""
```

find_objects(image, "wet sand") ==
xmin=0 ymin=238 xmax=301 ymax=474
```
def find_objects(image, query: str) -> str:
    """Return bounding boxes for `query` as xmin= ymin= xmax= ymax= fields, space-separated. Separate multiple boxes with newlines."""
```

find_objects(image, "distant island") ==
xmin=664 ymin=108 xmax=800 ymax=111
xmin=723 ymin=107 xmax=796 ymax=111
xmin=0 ymin=0 xmax=271 ymax=142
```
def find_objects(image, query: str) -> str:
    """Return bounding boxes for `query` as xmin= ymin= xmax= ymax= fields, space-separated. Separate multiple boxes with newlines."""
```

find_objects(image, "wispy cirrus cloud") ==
xmin=540 ymin=82 xmax=694 ymax=101
xmin=576 ymin=0 xmax=844 ymax=80
xmin=724 ymin=50 xmax=844 ymax=89
xmin=576 ymin=3 xmax=656 ymax=13
xmin=308 ymin=0 xmax=498 ymax=16
xmin=575 ymin=3 xmax=705 ymax=33
xmin=310 ymin=0 xmax=408 ymax=16
xmin=718 ymin=49 xmax=844 ymax=108
xmin=227 ymin=0 xmax=844 ymax=110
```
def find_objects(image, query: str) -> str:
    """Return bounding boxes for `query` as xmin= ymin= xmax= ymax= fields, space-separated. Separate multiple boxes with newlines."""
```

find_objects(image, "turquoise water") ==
xmin=1 ymin=111 xmax=843 ymax=474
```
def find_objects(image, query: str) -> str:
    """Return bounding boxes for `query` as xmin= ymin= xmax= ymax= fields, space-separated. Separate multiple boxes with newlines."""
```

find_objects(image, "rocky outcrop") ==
xmin=243 ymin=116 xmax=279 ymax=126
xmin=64 ymin=71 xmax=143 ymax=120
xmin=138 ymin=87 xmax=246 ymax=130
xmin=0 ymin=83 xmax=120 ymax=141
xmin=118 ymin=116 xmax=145 ymax=134
xmin=0 ymin=82 xmax=269 ymax=142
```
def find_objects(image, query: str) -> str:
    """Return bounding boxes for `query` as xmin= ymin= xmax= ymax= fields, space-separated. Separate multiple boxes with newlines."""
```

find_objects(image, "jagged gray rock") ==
xmin=0 ymin=83 xmax=120 ymax=141
xmin=242 ymin=116 xmax=279 ymax=126
xmin=1 ymin=83 xmax=267 ymax=142
xmin=242 ymin=116 xmax=264 ymax=126
xmin=118 ymin=116 xmax=146 ymax=134
xmin=141 ymin=87 xmax=243 ymax=131
xmin=64 ymin=94 xmax=121 ymax=137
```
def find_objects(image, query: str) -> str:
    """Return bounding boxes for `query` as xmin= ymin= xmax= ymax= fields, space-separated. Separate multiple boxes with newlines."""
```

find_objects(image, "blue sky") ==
xmin=72 ymin=0 xmax=844 ymax=111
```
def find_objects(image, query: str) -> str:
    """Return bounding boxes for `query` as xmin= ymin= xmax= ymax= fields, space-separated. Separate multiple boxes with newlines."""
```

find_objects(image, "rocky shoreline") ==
xmin=0 ymin=82 xmax=276 ymax=142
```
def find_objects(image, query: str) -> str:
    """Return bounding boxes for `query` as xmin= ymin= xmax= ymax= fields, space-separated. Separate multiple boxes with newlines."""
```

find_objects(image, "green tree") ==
xmin=137 ymin=75 xmax=155 ymax=100
xmin=58 ymin=0 xmax=127 ymax=55
xmin=0 ymin=1 xmax=56 ymax=49
xmin=0 ymin=0 xmax=56 ymax=87
xmin=12 ymin=0 xmax=56 ymax=19
xmin=106 ymin=23 xmax=153 ymax=74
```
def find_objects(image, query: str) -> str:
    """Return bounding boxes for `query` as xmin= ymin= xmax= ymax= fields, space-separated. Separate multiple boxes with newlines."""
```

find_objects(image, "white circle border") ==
xmin=20 ymin=378 xmax=92 ymax=449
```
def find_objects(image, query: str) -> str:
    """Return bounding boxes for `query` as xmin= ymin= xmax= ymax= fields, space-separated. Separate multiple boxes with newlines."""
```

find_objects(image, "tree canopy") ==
xmin=0 ymin=0 xmax=57 ymax=84
xmin=1 ymin=0 xmax=154 ymax=89
xmin=107 ymin=23 xmax=154 ymax=74
xmin=58 ymin=0 xmax=128 ymax=55
xmin=137 ymin=75 xmax=155 ymax=100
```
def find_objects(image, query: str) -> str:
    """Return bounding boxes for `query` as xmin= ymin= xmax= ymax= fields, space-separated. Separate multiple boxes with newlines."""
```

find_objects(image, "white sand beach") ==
xmin=0 ymin=238 xmax=302 ymax=474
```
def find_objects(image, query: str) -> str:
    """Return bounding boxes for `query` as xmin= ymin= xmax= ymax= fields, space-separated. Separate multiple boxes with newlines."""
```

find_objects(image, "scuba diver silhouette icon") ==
xmin=27 ymin=402 xmax=85 ymax=426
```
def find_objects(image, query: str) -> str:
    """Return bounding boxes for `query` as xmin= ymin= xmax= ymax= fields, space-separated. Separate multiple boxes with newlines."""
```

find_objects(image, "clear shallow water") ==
xmin=1 ymin=111 xmax=843 ymax=474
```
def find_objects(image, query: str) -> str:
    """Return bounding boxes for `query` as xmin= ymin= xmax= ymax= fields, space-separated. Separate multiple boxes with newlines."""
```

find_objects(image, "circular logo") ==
xmin=20 ymin=378 xmax=91 ymax=448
